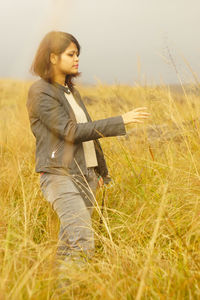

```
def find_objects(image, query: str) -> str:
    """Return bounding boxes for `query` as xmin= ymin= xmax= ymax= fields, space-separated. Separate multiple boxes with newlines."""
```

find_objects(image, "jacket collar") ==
xmin=51 ymin=81 xmax=72 ymax=94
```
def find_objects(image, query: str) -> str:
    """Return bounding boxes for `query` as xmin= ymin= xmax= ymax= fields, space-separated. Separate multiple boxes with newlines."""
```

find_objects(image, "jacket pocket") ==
xmin=51 ymin=140 xmax=65 ymax=159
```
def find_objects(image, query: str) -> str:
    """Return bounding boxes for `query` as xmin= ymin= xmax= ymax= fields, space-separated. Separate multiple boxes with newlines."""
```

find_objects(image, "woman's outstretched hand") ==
xmin=121 ymin=107 xmax=150 ymax=125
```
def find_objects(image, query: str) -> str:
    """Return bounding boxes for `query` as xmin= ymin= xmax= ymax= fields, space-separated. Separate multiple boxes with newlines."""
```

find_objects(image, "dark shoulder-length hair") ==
xmin=30 ymin=31 xmax=81 ymax=91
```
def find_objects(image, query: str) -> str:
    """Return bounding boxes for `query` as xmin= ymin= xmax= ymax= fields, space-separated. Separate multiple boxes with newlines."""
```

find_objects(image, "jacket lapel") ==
xmin=72 ymin=90 xmax=92 ymax=122
xmin=60 ymin=88 xmax=92 ymax=123
xmin=59 ymin=90 xmax=77 ymax=121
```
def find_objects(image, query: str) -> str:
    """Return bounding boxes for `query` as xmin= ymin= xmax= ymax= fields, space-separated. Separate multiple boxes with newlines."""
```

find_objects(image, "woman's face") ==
xmin=51 ymin=42 xmax=79 ymax=76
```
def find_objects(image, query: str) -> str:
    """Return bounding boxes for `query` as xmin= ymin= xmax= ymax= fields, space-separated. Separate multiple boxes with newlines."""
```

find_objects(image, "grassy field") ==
xmin=0 ymin=78 xmax=200 ymax=299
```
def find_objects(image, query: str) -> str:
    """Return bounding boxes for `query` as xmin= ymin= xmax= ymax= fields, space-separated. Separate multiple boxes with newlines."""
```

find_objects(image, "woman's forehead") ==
xmin=65 ymin=42 xmax=78 ymax=52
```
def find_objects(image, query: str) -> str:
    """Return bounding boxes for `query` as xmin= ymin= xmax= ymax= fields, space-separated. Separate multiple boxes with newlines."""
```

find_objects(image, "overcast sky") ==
xmin=0 ymin=0 xmax=200 ymax=85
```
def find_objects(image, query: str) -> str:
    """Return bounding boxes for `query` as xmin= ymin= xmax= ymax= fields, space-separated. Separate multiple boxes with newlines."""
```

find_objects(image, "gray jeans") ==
xmin=39 ymin=167 xmax=99 ymax=264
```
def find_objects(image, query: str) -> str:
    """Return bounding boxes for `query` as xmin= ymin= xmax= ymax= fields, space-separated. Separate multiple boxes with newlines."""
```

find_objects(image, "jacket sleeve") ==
xmin=27 ymin=89 xmax=127 ymax=144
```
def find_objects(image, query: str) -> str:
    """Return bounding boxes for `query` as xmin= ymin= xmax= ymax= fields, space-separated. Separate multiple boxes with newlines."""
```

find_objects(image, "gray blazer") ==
xmin=26 ymin=78 xmax=127 ymax=182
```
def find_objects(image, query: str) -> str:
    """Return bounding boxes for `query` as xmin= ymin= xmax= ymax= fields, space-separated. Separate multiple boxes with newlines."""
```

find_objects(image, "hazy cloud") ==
xmin=0 ymin=0 xmax=199 ymax=85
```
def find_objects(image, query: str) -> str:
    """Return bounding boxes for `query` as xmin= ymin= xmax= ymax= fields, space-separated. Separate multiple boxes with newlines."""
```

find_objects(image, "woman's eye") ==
xmin=68 ymin=53 xmax=79 ymax=57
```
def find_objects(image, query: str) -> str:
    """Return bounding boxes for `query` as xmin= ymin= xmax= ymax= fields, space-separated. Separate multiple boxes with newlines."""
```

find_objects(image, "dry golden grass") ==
xmin=0 ymin=78 xmax=200 ymax=299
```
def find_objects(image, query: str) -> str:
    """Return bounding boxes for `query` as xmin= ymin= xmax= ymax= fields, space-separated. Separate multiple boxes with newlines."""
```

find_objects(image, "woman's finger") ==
xmin=133 ymin=115 xmax=150 ymax=118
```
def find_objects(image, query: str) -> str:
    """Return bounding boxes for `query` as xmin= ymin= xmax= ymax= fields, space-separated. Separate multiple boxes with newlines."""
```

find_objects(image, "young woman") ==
xmin=26 ymin=31 xmax=149 ymax=268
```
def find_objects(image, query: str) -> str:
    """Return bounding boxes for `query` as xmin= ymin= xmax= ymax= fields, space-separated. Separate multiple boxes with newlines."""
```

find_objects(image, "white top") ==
xmin=64 ymin=88 xmax=98 ymax=168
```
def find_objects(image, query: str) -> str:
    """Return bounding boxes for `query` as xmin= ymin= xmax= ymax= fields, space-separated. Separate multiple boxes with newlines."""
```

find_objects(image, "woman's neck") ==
xmin=52 ymin=74 xmax=66 ymax=87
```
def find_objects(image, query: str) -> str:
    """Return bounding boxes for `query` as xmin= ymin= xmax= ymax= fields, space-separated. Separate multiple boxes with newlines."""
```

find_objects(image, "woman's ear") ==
xmin=50 ymin=53 xmax=57 ymax=65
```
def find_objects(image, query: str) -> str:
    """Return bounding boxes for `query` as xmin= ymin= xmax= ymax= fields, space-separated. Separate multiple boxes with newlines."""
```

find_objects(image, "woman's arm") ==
xmin=27 ymin=89 xmax=127 ymax=144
